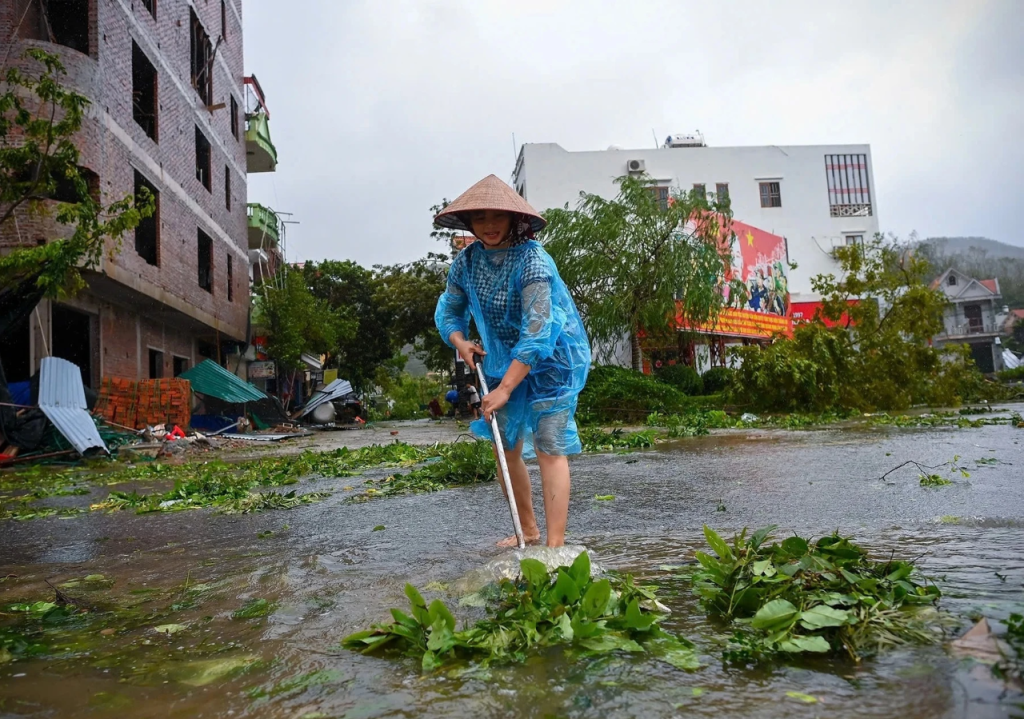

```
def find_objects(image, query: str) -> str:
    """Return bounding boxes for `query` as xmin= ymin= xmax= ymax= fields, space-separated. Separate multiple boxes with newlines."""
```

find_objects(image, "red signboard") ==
xmin=679 ymin=217 xmax=793 ymax=339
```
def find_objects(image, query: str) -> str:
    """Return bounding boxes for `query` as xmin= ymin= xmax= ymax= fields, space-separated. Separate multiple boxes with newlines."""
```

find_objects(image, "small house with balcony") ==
xmin=931 ymin=268 xmax=1003 ymax=373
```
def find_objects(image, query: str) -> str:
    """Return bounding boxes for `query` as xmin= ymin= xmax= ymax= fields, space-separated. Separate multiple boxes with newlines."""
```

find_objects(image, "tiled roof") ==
xmin=979 ymin=279 xmax=998 ymax=293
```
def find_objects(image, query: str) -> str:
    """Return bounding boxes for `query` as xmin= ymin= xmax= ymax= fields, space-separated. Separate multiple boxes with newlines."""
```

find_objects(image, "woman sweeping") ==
xmin=434 ymin=175 xmax=590 ymax=548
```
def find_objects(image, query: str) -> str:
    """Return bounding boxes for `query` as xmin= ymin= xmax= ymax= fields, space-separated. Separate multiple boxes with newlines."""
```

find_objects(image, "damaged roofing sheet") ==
xmin=38 ymin=356 xmax=107 ymax=455
xmin=300 ymin=378 xmax=354 ymax=418
xmin=179 ymin=359 xmax=267 ymax=404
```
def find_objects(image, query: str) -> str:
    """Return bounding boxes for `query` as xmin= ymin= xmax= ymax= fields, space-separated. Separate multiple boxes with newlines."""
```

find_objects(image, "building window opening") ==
xmin=17 ymin=0 xmax=91 ymax=55
xmin=964 ymin=304 xmax=984 ymax=332
xmin=148 ymin=349 xmax=164 ymax=379
xmin=195 ymin=126 xmax=211 ymax=191
xmin=198 ymin=229 xmax=213 ymax=293
xmin=221 ymin=0 xmax=227 ymax=38
xmin=715 ymin=183 xmax=729 ymax=201
xmin=759 ymin=181 xmax=782 ymax=208
xmin=230 ymin=95 xmax=239 ymax=139
xmin=224 ymin=166 xmax=231 ymax=210
xmin=825 ymin=153 xmax=872 ymax=217
xmin=18 ymin=164 xmax=99 ymax=204
xmin=189 ymin=8 xmax=213 ymax=105
xmin=132 ymin=42 xmax=158 ymax=141
xmin=0 ymin=313 xmax=31 ymax=383
xmin=173 ymin=356 xmax=189 ymax=377
xmin=52 ymin=305 xmax=94 ymax=388
xmin=133 ymin=170 xmax=159 ymax=266
xmin=141 ymin=0 xmax=155 ymax=20
xmin=692 ymin=183 xmax=706 ymax=198
xmin=227 ymin=254 xmax=234 ymax=302
xmin=948 ymin=275 xmax=957 ymax=286
xmin=844 ymin=234 xmax=864 ymax=247
xmin=647 ymin=186 xmax=669 ymax=210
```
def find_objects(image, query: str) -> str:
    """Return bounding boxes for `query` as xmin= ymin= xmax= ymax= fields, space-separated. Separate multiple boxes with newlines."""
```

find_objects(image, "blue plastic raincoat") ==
xmin=435 ymin=240 xmax=590 ymax=457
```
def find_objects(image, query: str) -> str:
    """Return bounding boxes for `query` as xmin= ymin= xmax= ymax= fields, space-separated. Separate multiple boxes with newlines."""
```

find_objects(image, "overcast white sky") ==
xmin=243 ymin=0 xmax=1024 ymax=268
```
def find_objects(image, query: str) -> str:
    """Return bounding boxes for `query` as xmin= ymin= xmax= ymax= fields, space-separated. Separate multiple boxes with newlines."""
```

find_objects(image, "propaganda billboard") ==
xmin=677 ymin=217 xmax=793 ymax=340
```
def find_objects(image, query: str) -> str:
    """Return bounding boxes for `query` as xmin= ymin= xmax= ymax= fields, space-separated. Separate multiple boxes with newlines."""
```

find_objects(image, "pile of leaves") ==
xmin=691 ymin=525 xmax=943 ymax=662
xmin=91 ymin=442 xmax=445 ymax=515
xmin=579 ymin=427 xmax=659 ymax=452
xmin=343 ymin=552 xmax=698 ymax=673
xmin=645 ymin=410 xmax=732 ymax=437
xmin=349 ymin=440 xmax=495 ymax=501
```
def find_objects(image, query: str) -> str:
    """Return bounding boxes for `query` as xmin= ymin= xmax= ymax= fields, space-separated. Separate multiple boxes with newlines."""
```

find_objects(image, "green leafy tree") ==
xmin=0 ymin=50 xmax=153 ymax=297
xmin=253 ymin=269 xmax=354 ymax=373
xmin=732 ymin=234 xmax=985 ymax=412
xmin=542 ymin=175 xmax=732 ymax=370
xmin=430 ymin=198 xmax=458 ymax=259
xmin=373 ymin=254 xmax=452 ymax=373
xmin=302 ymin=260 xmax=394 ymax=391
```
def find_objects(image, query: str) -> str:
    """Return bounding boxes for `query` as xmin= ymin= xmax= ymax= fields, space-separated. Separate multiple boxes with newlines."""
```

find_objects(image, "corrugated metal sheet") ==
xmin=231 ymin=433 xmax=304 ymax=442
xmin=179 ymin=359 xmax=267 ymax=404
xmin=300 ymin=378 xmax=354 ymax=418
xmin=38 ymin=357 xmax=107 ymax=455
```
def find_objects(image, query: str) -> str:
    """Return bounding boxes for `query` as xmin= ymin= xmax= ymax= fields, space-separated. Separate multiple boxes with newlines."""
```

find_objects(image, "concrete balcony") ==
xmin=936 ymin=323 xmax=1000 ymax=341
xmin=245 ymin=111 xmax=277 ymax=173
xmin=247 ymin=203 xmax=279 ymax=250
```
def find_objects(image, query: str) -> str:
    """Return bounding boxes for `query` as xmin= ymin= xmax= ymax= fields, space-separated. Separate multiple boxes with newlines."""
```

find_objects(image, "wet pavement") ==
xmin=1 ymin=408 xmax=1023 ymax=718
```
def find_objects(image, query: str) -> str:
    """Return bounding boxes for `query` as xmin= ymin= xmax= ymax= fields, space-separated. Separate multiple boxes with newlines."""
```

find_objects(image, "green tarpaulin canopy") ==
xmin=179 ymin=359 xmax=267 ymax=404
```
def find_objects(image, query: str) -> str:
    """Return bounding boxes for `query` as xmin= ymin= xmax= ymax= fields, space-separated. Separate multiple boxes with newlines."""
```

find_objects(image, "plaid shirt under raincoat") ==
xmin=434 ymin=240 xmax=590 ymax=457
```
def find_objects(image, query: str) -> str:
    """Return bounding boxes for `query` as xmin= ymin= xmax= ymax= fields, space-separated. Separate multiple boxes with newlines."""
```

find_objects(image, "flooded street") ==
xmin=2 ymin=412 xmax=1023 ymax=718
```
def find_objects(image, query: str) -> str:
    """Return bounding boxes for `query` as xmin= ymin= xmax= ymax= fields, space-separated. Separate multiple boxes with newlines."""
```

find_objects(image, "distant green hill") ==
xmin=922 ymin=237 xmax=1024 ymax=261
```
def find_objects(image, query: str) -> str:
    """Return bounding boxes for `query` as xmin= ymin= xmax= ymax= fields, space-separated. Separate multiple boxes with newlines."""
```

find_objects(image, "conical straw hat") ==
xmin=434 ymin=174 xmax=546 ymax=233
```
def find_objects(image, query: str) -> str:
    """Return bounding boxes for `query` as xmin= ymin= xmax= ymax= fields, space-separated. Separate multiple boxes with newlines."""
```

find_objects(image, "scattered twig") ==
xmin=45 ymin=578 xmax=76 ymax=607
xmin=879 ymin=459 xmax=946 ymax=482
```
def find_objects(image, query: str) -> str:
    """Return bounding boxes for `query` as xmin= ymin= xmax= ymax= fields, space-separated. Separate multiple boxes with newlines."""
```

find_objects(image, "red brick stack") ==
xmin=94 ymin=378 xmax=191 ymax=430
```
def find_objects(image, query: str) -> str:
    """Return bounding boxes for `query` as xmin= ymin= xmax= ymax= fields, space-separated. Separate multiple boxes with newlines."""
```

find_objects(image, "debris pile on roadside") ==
xmin=1 ymin=357 xmax=367 ymax=469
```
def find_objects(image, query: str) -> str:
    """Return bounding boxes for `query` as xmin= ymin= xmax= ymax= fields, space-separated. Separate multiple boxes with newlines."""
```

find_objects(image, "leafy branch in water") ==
xmin=342 ymin=552 xmax=699 ymax=673
xmin=691 ymin=525 xmax=944 ymax=662
xmin=879 ymin=455 xmax=970 ymax=487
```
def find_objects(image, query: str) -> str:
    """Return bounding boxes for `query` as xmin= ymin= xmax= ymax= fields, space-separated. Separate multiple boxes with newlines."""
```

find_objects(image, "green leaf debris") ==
xmin=342 ymin=551 xmax=698 ymax=673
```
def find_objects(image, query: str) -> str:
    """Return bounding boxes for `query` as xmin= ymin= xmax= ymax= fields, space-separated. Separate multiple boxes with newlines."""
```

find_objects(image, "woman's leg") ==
xmin=494 ymin=440 xmax=541 ymax=546
xmin=535 ymin=450 xmax=570 ymax=547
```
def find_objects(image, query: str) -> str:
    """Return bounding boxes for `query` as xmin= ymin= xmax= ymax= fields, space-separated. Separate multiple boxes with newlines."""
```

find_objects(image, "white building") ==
xmin=931 ymin=268 xmax=1004 ymax=373
xmin=513 ymin=137 xmax=880 ymax=311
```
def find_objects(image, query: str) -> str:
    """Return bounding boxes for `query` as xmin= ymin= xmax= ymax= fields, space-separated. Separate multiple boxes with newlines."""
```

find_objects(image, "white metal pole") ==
xmin=475 ymin=365 xmax=525 ymax=549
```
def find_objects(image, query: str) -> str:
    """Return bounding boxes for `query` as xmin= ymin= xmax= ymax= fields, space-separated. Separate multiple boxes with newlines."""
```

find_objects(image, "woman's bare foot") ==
xmin=496 ymin=533 xmax=541 ymax=547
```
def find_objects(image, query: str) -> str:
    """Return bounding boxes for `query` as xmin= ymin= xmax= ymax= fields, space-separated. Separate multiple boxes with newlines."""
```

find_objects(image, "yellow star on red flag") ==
xmin=746 ymin=231 xmax=755 ymax=247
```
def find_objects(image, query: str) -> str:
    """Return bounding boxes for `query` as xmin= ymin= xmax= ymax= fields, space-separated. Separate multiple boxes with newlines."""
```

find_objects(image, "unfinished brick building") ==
xmin=0 ymin=0 xmax=278 ymax=386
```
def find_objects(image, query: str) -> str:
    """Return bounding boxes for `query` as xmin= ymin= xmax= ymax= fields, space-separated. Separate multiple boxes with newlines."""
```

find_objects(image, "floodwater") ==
xmin=2 ymin=409 xmax=1023 ymax=718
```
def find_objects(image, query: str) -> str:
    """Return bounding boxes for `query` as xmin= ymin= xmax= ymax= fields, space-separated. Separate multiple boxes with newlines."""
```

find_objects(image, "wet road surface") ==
xmin=1 ymin=410 xmax=1023 ymax=718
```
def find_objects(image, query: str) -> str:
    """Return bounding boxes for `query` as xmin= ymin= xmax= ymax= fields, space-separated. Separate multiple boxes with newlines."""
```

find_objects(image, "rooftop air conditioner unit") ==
xmin=626 ymin=158 xmax=646 ymax=173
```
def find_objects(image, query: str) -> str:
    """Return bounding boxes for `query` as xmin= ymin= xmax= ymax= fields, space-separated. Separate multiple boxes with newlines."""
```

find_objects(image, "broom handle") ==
xmin=474 ymin=359 xmax=525 ymax=549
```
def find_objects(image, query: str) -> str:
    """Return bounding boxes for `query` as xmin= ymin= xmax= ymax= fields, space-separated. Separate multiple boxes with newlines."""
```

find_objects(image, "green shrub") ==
xmin=374 ymin=374 xmax=445 ymax=420
xmin=998 ymin=365 xmax=1024 ymax=382
xmin=700 ymin=366 xmax=735 ymax=395
xmin=579 ymin=365 xmax=687 ymax=423
xmin=655 ymin=364 xmax=703 ymax=396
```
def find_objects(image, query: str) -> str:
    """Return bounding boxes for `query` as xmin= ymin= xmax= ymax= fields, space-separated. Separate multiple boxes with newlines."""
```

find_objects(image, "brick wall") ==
xmin=1 ymin=0 xmax=252 ymax=380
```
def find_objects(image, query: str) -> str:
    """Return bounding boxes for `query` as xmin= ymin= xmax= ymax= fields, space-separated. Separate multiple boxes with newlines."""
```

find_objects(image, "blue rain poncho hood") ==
xmin=435 ymin=240 xmax=590 ymax=457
